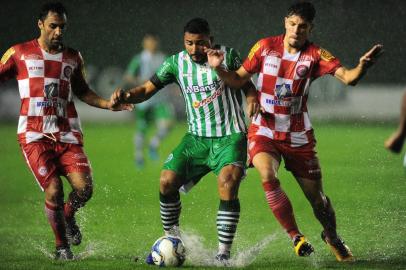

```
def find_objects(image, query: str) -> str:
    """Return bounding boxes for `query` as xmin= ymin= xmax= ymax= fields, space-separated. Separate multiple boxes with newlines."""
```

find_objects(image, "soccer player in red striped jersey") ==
xmin=0 ymin=2 xmax=131 ymax=260
xmin=206 ymin=1 xmax=383 ymax=262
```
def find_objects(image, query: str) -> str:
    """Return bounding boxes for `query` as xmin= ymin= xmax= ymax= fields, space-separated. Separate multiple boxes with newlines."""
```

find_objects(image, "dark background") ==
xmin=0 ymin=0 xmax=404 ymax=84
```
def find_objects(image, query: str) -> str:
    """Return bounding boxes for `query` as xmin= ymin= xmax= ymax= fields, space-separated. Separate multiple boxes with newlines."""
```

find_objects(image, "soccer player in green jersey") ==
xmin=111 ymin=18 xmax=259 ymax=263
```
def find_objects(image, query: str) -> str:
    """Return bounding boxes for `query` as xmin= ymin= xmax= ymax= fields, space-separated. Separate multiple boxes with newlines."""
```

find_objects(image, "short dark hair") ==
xmin=287 ymin=1 xmax=316 ymax=23
xmin=39 ymin=2 xmax=68 ymax=21
xmin=184 ymin=18 xmax=210 ymax=35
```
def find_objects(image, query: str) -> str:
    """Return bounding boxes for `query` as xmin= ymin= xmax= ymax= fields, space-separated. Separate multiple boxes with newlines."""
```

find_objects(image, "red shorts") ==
xmin=248 ymin=135 xmax=321 ymax=180
xmin=20 ymin=140 xmax=92 ymax=191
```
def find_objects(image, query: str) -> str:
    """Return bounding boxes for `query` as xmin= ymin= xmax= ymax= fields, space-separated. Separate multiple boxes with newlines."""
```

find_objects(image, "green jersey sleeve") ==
xmin=225 ymin=47 xmax=242 ymax=71
xmin=155 ymin=56 xmax=177 ymax=86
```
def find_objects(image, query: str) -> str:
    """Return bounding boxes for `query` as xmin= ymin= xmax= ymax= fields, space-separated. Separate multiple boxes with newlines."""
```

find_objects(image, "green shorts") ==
xmin=163 ymin=132 xmax=247 ymax=192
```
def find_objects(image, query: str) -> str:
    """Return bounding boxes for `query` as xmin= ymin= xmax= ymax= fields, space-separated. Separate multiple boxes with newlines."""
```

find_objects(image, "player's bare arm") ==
xmin=205 ymin=48 xmax=252 ymax=89
xmin=71 ymin=70 xmax=133 ymax=111
xmin=111 ymin=80 xmax=158 ymax=105
xmin=334 ymin=44 xmax=384 ymax=86
xmin=241 ymin=81 xmax=260 ymax=119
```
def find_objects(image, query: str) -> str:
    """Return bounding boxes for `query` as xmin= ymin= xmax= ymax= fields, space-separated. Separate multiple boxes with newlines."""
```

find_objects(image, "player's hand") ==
xmin=204 ymin=47 xmax=225 ymax=68
xmin=246 ymin=97 xmax=261 ymax=120
xmin=109 ymin=102 xmax=134 ymax=111
xmin=359 ymin=44 xmax=384 ymax=68
xmin=109 ymin=87 xmax=133 ymax=111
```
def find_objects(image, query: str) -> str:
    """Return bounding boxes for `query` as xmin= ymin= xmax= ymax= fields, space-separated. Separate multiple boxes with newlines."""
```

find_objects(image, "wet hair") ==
xmin=39 ymin=2 xmax=67 ymax=21
xmin=184 ymin=18 xmax=210 ymax=35
xmin=287 ymin=1 xmax=316 ymax=23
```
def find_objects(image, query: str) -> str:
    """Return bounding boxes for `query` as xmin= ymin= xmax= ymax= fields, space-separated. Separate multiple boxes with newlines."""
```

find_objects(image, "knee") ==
xmin=160 ymin=172 xmax=179 ymax=195
xmin=259 ymin=168 xmax=279 ymax=184
xmin=45 ymin=179 xmax=64 ymax=206
xmin=218 ymin=172 xmax=241 ymax=190
xmin=73 ymin=177 xmax=93 ymax=203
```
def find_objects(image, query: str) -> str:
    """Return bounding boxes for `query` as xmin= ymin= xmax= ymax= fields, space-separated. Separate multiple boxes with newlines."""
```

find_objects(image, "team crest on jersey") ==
xmin=296 ymin=64 xmax=309 ymax=78
xmin=248 ymin=42 xmax=260 ymax=60
xmin=38 ymin=166 xmax=48 ymax=177
xmin=1 ymin=47 xmax=15 ymax=64
xmin=319 ymin=48 xmax=335 ymax=61
xmin=44 ymin=83 xmax=59 ymax=99
xmin=275 ymin=83 xmax=292 ymax=99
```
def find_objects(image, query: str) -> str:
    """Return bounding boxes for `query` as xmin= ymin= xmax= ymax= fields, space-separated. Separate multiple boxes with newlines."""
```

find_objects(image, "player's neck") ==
xmin=37 ymin=38 xmax=63 ymax=54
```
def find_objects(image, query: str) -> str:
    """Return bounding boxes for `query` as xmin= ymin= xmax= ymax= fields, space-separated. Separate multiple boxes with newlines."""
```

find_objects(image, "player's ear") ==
xmin=38 ymin=19 xmax=44 ymax=31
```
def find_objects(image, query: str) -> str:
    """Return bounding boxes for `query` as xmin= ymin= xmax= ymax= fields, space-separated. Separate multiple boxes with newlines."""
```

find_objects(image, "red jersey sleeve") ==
xmin=0 ymin=47 xmax=17 ymax=83
xmin=71 ymin=52 xmax=91 ymax=96
xmin=312 ymin=47 xmax=342 ymax=79
xmin=242 ymin=40 xmax=263 ymax=74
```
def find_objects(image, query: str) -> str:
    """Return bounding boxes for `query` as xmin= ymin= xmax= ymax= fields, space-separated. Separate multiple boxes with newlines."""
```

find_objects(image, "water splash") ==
xmin=181 ymin=230 xmax=277 ymax=267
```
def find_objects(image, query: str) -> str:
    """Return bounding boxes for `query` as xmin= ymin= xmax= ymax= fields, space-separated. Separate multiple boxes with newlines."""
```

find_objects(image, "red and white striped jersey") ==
xmin=243 ymin=34 xmax=342 ymax=147
xmin=0 ymin=39 xmax=87 ymax=145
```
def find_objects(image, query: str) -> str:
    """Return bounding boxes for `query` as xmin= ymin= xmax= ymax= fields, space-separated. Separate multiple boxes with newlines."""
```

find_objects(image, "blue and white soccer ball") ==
xmin=151 ymin=236 xmax=186 ymax=267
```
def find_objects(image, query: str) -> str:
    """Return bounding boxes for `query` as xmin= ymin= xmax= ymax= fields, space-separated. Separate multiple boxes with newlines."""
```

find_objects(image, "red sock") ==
xmin=45 ymin=202 xmax=68 ymax=248
xmin=262 ymin=181 xmax=300 ymax=239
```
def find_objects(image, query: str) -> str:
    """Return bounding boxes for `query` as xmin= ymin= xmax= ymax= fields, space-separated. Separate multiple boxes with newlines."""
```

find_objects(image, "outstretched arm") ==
xmin=110 ymin=80 xmax=159 ymax=105
xmin=205 ymin=48 xmax=252 ymax=89
xmin=334 ymin=44 xmax=384 ymax=86
xmin=71 ymin=68 xmax=133 ymax=111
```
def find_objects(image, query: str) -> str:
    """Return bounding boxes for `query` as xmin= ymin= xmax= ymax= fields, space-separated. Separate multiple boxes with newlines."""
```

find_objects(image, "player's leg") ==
xmin=159 ymin=133 xmax=208 ymax=235
xmin=286 ymin=142 xmax=352 ymax=262
xmin=20 ymin=142 xmax=72 ymax=259
xmin=159 ymin=169 xmax=184 ymax=236
xmin=44 ymin=176 xmax=73 ymax=259
xmin=295 ymin=176 xmax=353 ymax=261
xmin=385 ymin=91 xmax=406 ymax=153
xmin=248 ymin=136 xmax=312 ymax=256
xmin=252 ymin=152 xmax=313 ymax=256
xmin=134 ymin=107 xmax=148 ymax=167
xmin=209 ymin=133 xmax=246 ymax=261
xmin=149 ymin=104 xmax=174 ymax=160
xmin=64 ymin=172 xmax=93 ymax=245
xmin=215 ymin=164 xmax=244 ymax=261
xmin=58 ymin=144 xmax=93 ymax=246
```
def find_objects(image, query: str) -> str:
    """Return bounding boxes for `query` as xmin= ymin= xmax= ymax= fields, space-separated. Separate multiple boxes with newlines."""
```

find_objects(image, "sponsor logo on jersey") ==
xmin=298 ymin=55 xmax=314 ymax=62
xmin=319 ymin=48 xmax=335 ymax=61
xmin=248 ymin=42 xmax=260 ymax=61
xmin=73 ymin=153 xmax=87 ymax=159
xmin=76 ymin=162 xmax=89 ymax=167
xmin=165 ymin=153 xmax=174 ymax=163
xmin=193 ymin=87 xmax=223 ymax=108
xmin=44 ymin=83 xmax=59 ymax=99
xmin=185 ymin=81 xmax=220 ymax=94
xmin=28 ymin=66 xmax=43 ymax=71
xmin=265 ymin=99 xmax=291 ymax=106
xmin=275 ymin=83 xmax=292 ymax=99
xmin=63 ymin=66 xmax=73 ymax=79
xmin=261 ymin=49 xmax=281 ymax=58
xmin=1 ymin=47 xmax=15 ymax=64
xmin=296 ymin=64 xmax=309 ymax=78
xmin=38 ymin=166 xmax=48 ymax=176
xmin=24 ymin=54 xmax=42 ymax=60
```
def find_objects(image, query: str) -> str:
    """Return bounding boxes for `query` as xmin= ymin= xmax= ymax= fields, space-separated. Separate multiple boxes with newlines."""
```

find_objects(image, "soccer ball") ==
xmin=151 ymin=236 xmax=186 ymax=267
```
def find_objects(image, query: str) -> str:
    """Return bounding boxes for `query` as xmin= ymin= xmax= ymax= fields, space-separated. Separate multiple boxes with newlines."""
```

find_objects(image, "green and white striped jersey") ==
xmin=154 ymin=45 xmax=247 ymax=137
